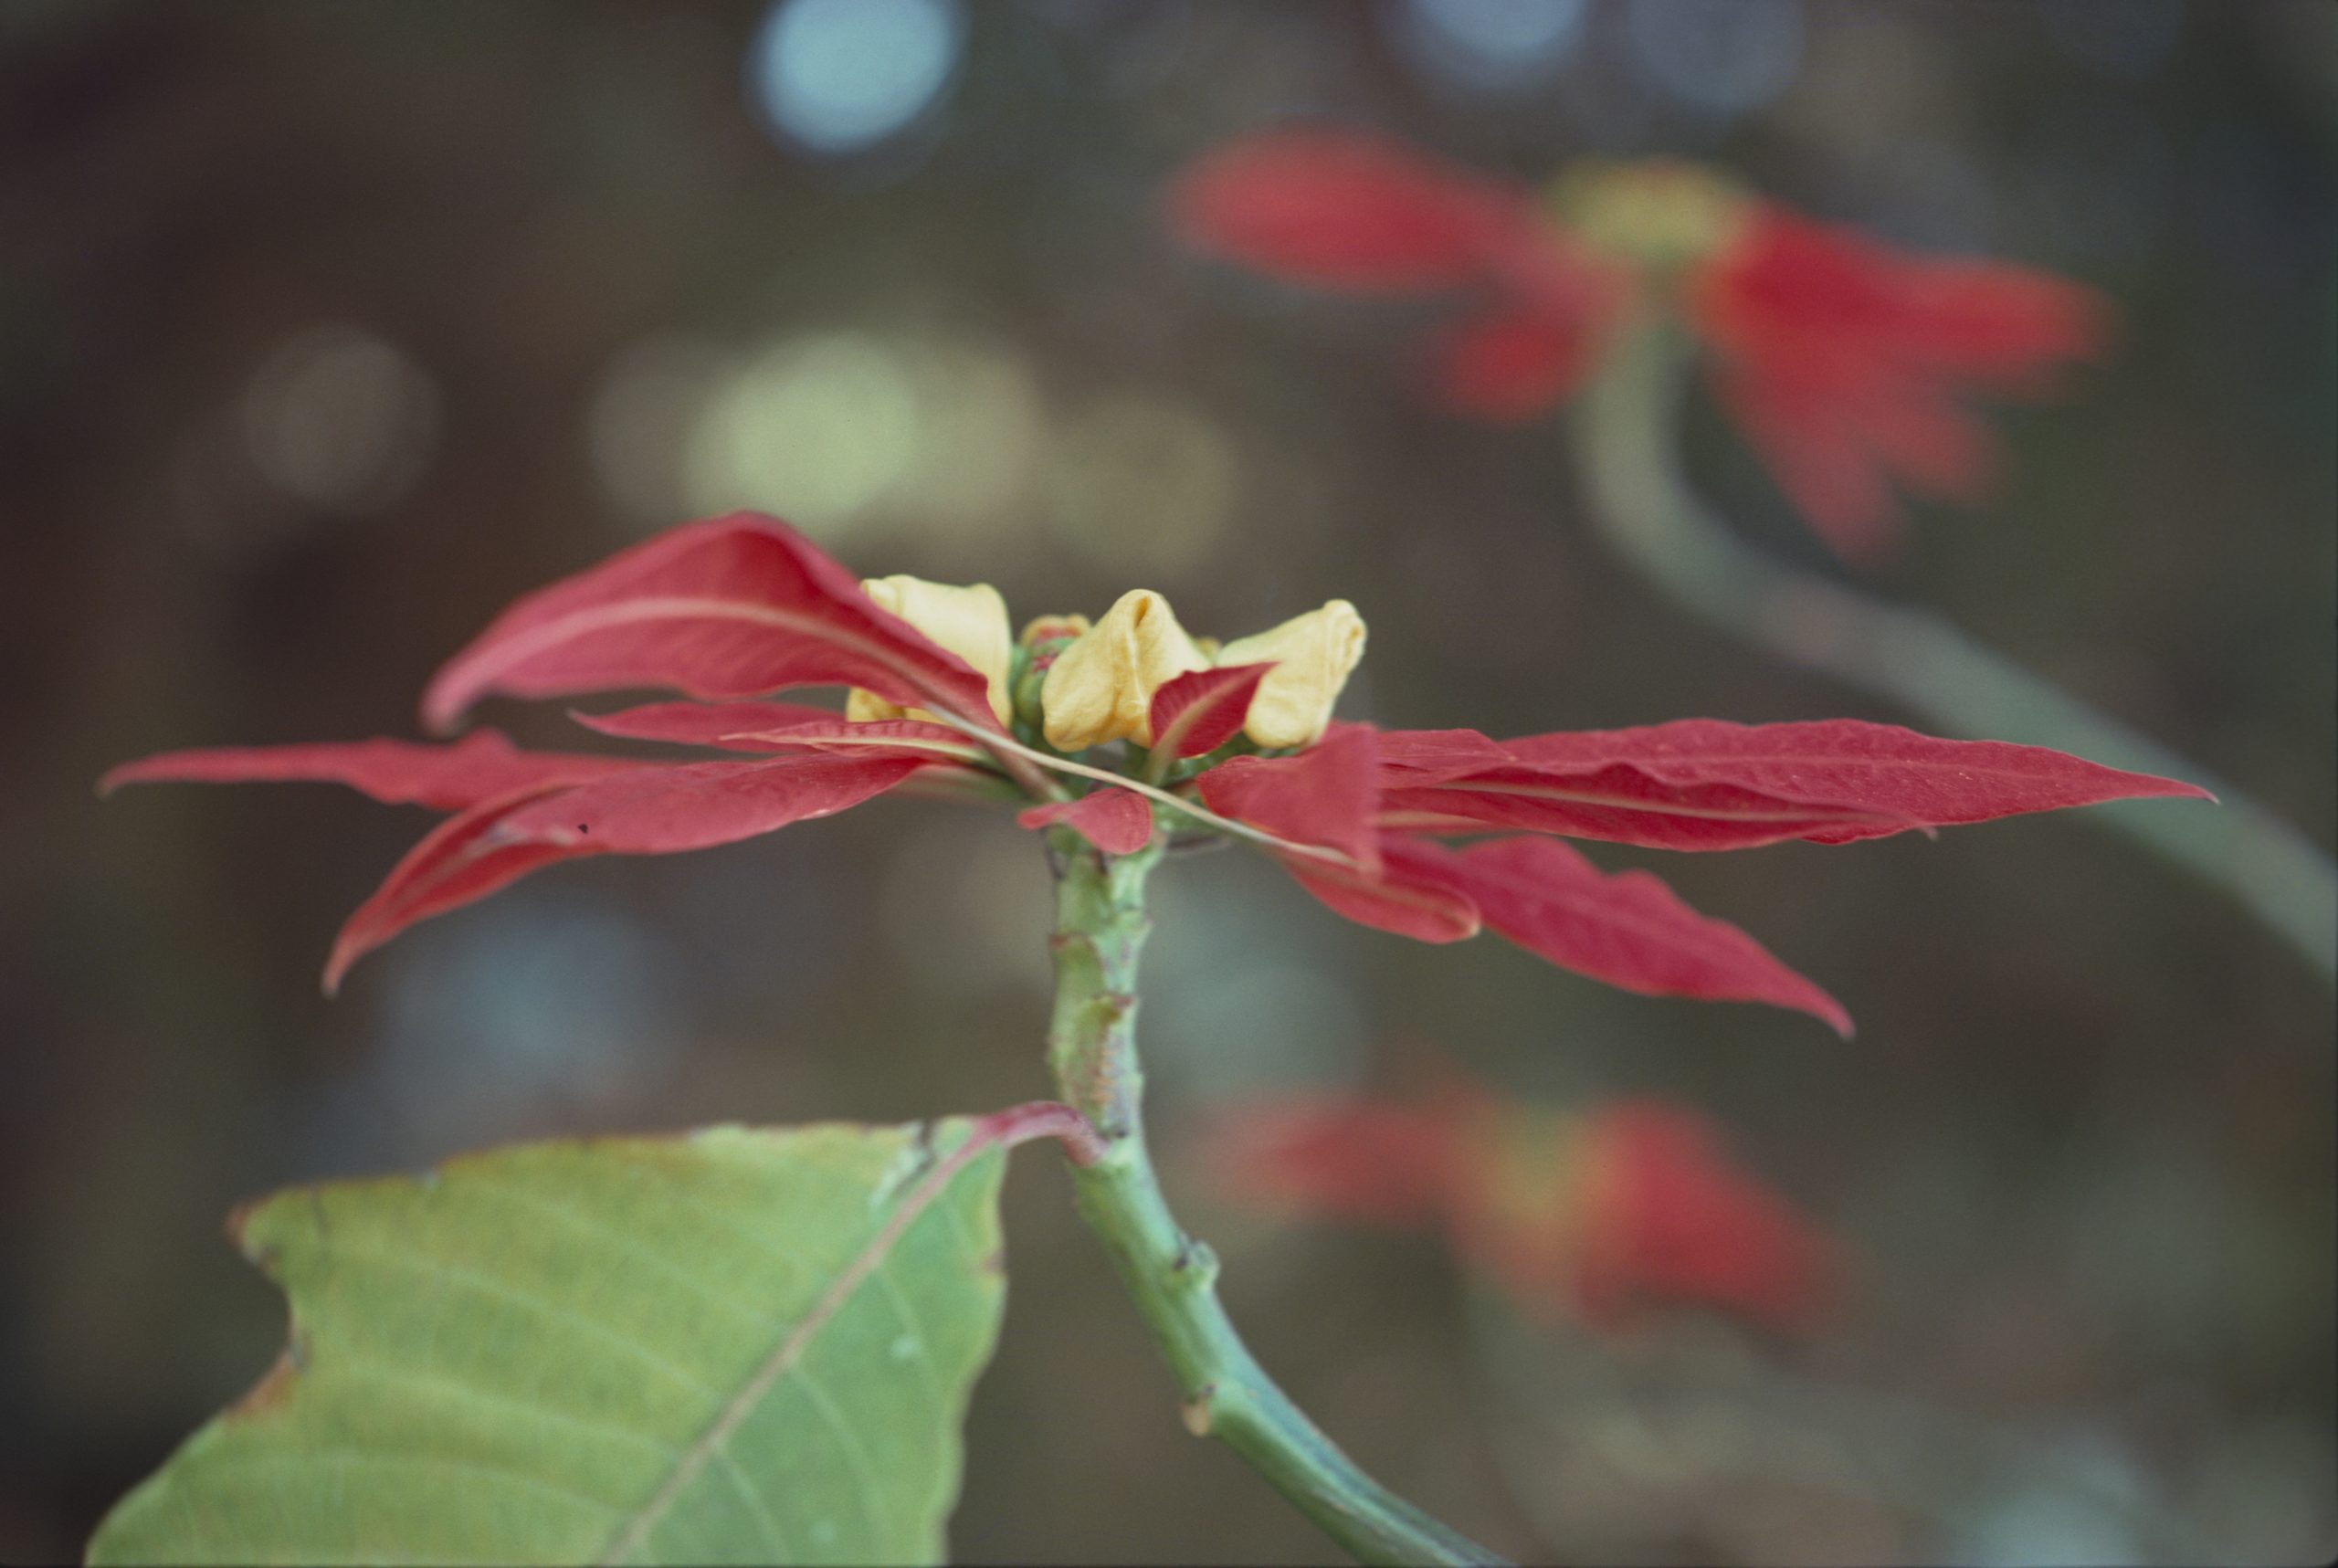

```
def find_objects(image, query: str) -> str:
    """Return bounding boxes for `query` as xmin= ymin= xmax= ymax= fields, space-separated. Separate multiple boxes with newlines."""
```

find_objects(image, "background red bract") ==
xmin=2 ymin=3 xmax=2332 ymax=1563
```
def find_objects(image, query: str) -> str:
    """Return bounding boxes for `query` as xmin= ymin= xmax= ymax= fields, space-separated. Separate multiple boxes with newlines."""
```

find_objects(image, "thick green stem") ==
xmin=1572 ymin=324 xmax=2337 ymax=987
xmin=1043 ymin=829 xmax=1505 ymax=1566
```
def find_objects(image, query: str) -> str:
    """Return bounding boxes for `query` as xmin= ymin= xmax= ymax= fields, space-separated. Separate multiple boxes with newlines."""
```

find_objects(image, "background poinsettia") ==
xmin=5 ymin=5 xmax=2333 ymax=1564
xmin=1201 ymin=1066 xmax=1841 ymax=1337
xmin=1171 ymin=131 xmax=2108 ymax=564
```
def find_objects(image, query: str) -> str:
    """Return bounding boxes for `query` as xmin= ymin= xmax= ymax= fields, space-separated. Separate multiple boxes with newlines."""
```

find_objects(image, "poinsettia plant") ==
xmin=1206 ymin=1066 xmax=1838 ymax=1338
xmin=1167 ymin=128 xmax=2335 ymax=989
xmin=1171 ymin=130 xmax=2105 ymax=563
xmin=89 ymin=507 xmax=2207 ymax=1565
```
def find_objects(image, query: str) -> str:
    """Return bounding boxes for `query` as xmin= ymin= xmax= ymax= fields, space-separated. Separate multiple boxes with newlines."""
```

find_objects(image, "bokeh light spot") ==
xmin=240 ymin=323 xmax=437 ymax=513
xmin=748 ymin=0 xmax=967 ymax=156
xmin=1626 ymin=0 xmax=1803 ymax=117
xmin=1040 ymin=389 xmax=1238 ymax=579
xmin=682 ymin=331 xmax=921 ymax=541
xmin=1392 ymin=0 xmax=1588 ymax=95
xmin=891 ymin=335 xmax=1046 ymax=537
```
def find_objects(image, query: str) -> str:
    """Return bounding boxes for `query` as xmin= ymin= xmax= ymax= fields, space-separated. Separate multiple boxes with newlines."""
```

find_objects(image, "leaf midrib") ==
xmin=1403 ymin=775 xmax=1905 ymax=825
xmin=433 ymin=595 xmax=993 ymax=734
xmin=592 ymin=1131 xmax=993 ymax=1566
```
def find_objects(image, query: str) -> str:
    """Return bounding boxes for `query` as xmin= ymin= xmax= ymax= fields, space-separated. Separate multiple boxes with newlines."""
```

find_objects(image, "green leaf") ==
xmin=89 ymin=1118 xmax=1012 ymax=1566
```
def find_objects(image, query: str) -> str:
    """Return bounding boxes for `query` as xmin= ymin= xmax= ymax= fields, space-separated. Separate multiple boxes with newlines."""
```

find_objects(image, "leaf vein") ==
xmin=186 ymin=1442 xmax=620 ymax=1521
xmin=779 ymin=1358 xmax=887 ymax=1551
xmin=332 ymin=1350 xmax=682 ymax=1461
xmin=321 ymin=1240 xmax=726 ymax=1404
xmin=872 ymin=1258 xmax=952 ymax=1418
xmin=452 ymin=1173 xmax=788 ymax=1331
xmin=592 ymin=1138 xmax=999 ymax=1565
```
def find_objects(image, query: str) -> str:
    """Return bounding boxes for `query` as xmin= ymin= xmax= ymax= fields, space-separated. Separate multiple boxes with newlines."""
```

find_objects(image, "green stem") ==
xmin=1572 ymin=324 xmax=2337 ymax=987
xmin=1041 ymin=828 xmax=1505 ymax=1566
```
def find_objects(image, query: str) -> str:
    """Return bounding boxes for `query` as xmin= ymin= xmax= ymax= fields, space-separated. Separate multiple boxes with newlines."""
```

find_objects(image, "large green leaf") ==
xmin=89 ymin=1118 xmax=1011 ymax=1566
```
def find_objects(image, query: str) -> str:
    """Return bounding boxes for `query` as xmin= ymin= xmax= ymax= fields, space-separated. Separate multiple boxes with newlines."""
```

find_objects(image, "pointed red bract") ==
xmin=1499 ymin=719 xmax=2211 ymax=830
xmin=1430 ymin=299 xmax=1596 ymax=423
xmin=721 ymin=715 xmax=986 ymax=763
xmin=1376 ymin=719 xmax=2206 ymax=850
xmin=1374 ymin=727 xmax=1512 ymax=778
xmin=1174 ymin=131 xmax=2108 ymax=558
xmin=1195 ymin=722 xmax=1382 ymax=868
xmin=1171 ymin=130 xmax=1527 ymax=292
xmin=321 ymin=752 xmax=928 ymax=989
xmin=1378 ymin=760 xmax=1911 ymax=851
xmin=1149 ymin=663 xmax=1273 ymax=760
xmin=1206 ymin=1076 xmax=1837 ymax=1335
xmin=1173 ymin=132 xmax=1625 ymax=425
xmin=100 ymin=731 xmax=648 ymax=812
xmin=569 ymin=700 xmax=845 ymax=752
xmin=1562 ymin=1100 xmax=1838 ymax=1334
xmin=1690 ymin=208 xmax=2109 ymax=560
xmin=1402 ymin=837 xmax=1851 ymax=1036
xmin=325 ymin=784 xmax=594 ymax=993
xmin=1204 ymin=1098 xmax=1459 ymax=1226
xmin=1275 ymin=837 xmax=1483 ymax=945
xmin=1018 ymin=789 xmax=1155 ymax=856
xmin=421 ymin=512 xmax=1003 ymax=736
xmin=1195 ymin=728 xmax=1485 ymax=936
xmin=488 ymin=753 xmax=928 ymax=854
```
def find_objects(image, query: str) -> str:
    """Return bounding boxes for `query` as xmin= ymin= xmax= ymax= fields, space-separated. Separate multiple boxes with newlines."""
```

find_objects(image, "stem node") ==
xmin=1040 ymin=826 xmax=1505 ymax=1566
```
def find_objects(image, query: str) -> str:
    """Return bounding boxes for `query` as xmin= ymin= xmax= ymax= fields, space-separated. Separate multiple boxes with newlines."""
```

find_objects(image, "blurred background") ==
xmin=3 ymin=1 xmax=2333 ymax=1562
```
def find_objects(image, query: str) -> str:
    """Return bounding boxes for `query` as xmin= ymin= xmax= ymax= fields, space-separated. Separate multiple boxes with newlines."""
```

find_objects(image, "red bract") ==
xmin=98 ymin=730 xmax=648 ymax=808
xmin=1149 ymin=663 xmax=1275 ymax=761
xmin=1208 ymin=1094 xmax=1459 ymax=1227
xmin=1197 ymin=722 xmax=1384 ymax=869
xmin=1169 ymin=131 xmax=1534 ymax=293
xmin=1172 ymin=131 xmax=1627 ymax=419
xmin=489 ymin=753 xmax=931 ymax=854
xmin=1398 ymin=837 xmax=1852 ymax=1037
xmin=1562 ymin=1101 xmax=1837 ymax=1334
xmin=1269 ymin=836 xmax=1482 ymax=946
xmin=568 ymin=700 xmax=846 ymax=751
xmin=1207 ymin=1079 xmax=1835 ymax=1334
xmin=1018 ymin=790 xmax=1155 ymax=857
xmin=1171 ymin=131 xmax=2106 ymax=560
xmin=724 ymin=715 xmax=986 ymax=763
xmin=108 ymin=515 xmax=999 ymax=990
xmin=1690 ymin=209 xmax=2108 ymax=561
xmin=1376 ymin=717 xmax=2196 ymax=852
xmin=106 ymin=511 xmax=2202 ymax=1016
xmin=421 ymin=512 xmax=1006 ymax=734
xmin=323 ymin=784 xmax=606 ymax=994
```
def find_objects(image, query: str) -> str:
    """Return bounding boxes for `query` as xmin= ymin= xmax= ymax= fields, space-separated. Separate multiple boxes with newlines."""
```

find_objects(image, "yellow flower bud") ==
xmin=1039 ymin=589 xmax=1209 ymax=750
xmin=1213 ymin=599 xmax=1367 ymax=749
xmin=1549 ymin=157 xmax=1752 ymax=272
xmin=848 ymin=575 xmax=1014 ymax=725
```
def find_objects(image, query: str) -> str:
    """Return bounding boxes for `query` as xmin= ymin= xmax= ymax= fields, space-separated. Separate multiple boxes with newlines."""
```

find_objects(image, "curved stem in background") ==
xmin=1570 ymin=325 xmax=2337 ymax=988
xmin=1040 ymin=829 xmax=1506 ymax=1567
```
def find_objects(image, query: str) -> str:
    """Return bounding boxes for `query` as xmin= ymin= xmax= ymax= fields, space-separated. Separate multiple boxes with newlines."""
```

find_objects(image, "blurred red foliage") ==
xmin=1172 ymin=130 xmax=2107 ymax=562
xmin=1210 ymin=1072 xmax=1838 ymax=1335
